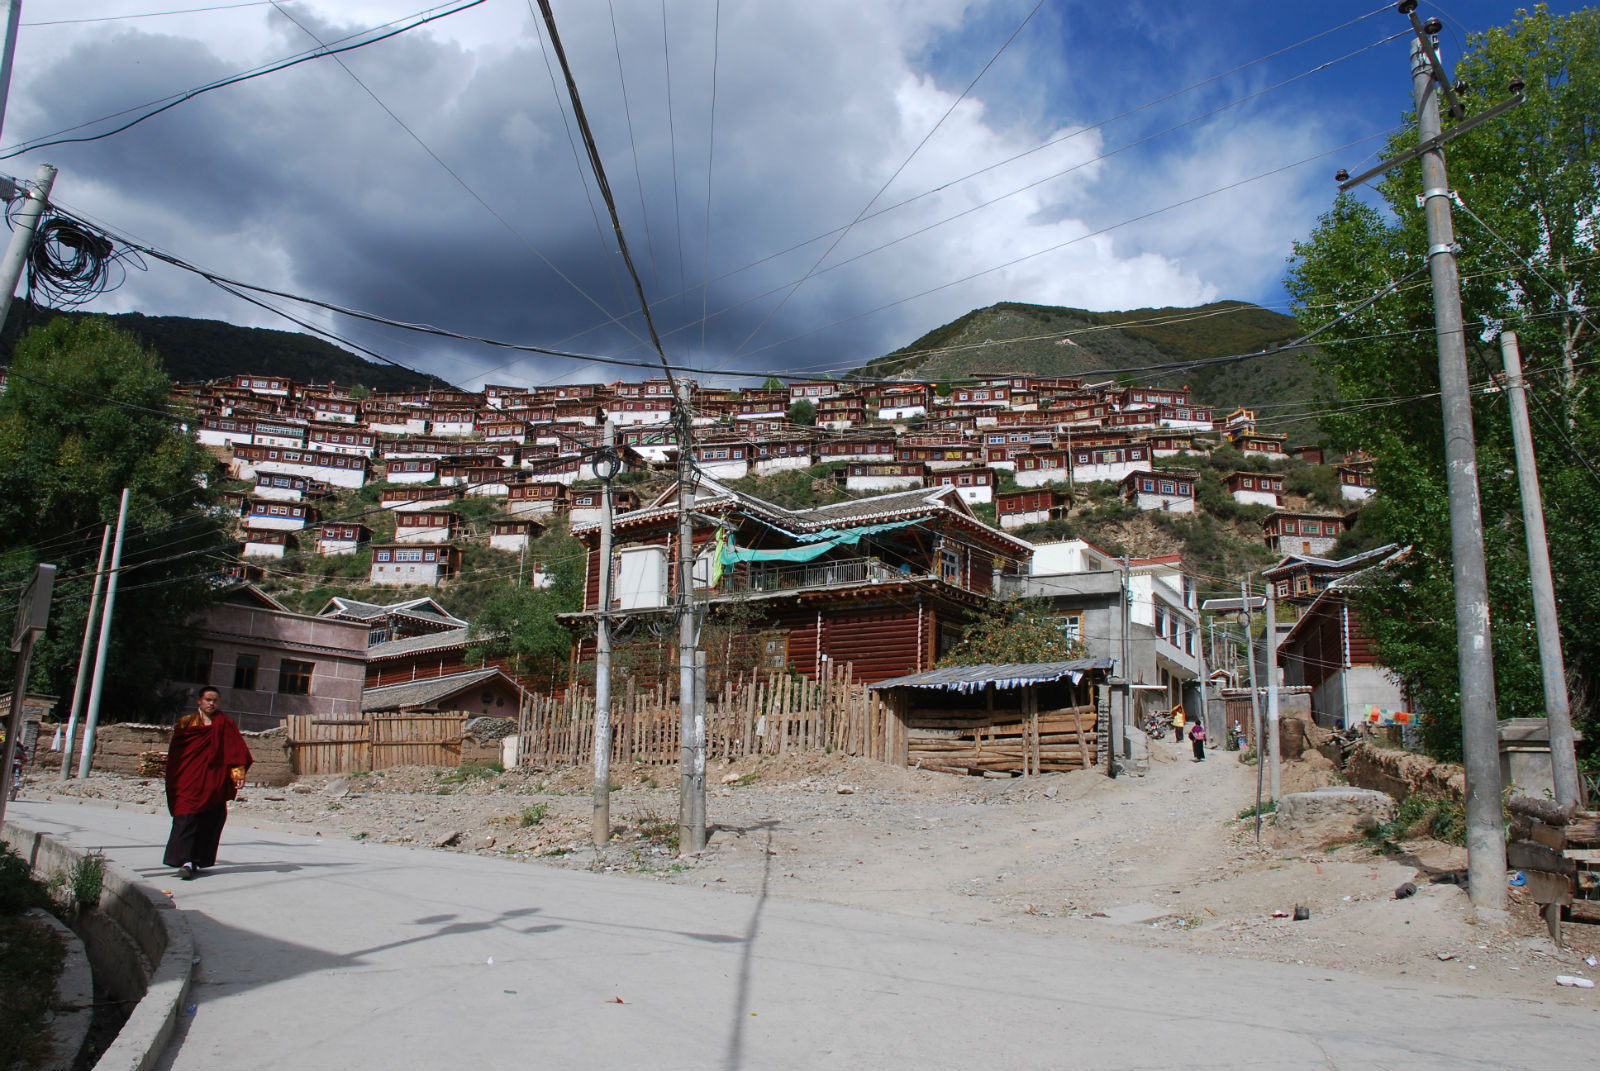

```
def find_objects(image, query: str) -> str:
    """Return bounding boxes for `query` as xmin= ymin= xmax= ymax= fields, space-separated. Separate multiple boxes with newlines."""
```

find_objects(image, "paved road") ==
xmin=13 ymin=799 xmax=1593 ymax=1069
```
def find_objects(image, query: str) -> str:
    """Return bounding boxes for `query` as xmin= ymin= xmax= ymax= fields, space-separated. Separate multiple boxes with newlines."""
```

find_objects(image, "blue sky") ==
xmin=2 ymin=1 xmax=1587 ymax=387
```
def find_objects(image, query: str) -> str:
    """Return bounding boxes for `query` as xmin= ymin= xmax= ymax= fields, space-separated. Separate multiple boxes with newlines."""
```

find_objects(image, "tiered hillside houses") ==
xmin=172 ymin=370 xmax=1369 ymax=718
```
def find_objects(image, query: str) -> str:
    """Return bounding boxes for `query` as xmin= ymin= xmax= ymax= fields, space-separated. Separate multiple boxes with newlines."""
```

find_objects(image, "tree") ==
xmin=787 ymin=399 xmax=816 ymax=426
xmin=938 ymin=600 xmax=1087 ymax=666
xmin=761 ymin=376 xmax=785 ymax=391
xmin=1284 ymin=6 xmax=1600 ymax=760
xmin=0 ymin=318 xmax=225 ymax=720
xmin=465 ymin=522 xmax=585 ymax=680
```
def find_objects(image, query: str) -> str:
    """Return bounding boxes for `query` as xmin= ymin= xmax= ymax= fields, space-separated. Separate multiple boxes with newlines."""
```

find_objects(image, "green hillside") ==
xmin=859 ymin=300 xmax=1332 ymax=434
xmin=1 ymin=303 xmax=442 ymax=392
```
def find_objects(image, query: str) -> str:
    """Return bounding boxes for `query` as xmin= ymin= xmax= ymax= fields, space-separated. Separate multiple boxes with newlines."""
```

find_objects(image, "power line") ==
xmin=0 ymin=1 xmax=490 ymax=159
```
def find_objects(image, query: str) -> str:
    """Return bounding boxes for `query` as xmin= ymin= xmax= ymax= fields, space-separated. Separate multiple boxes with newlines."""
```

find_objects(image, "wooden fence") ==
xmin=520 ymin=661 xmax=898 ymax=768
xmin=286 ymin=713 xmax=467 ymax=776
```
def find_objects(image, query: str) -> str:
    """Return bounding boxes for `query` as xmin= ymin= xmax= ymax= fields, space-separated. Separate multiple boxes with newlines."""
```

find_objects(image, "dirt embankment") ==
xmin=28 ymin=738 xmax=1600 ymax=1004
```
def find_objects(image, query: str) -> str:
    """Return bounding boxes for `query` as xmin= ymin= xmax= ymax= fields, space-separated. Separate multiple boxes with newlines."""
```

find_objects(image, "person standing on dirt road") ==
xmin=1170 ymin=703 xmax=1186 ymax=743
xmin=1189 ymin=719 xmax=1206 ymax=762
xmin=163 ymin=687 xmax=252 ymax=881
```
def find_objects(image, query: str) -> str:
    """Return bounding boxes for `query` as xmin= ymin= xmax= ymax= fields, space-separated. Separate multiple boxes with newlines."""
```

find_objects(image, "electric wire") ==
xmin=23 ymin=2 xmax=272 ymax=26
xmin=728 ymin=0 xmax=1049 ymax=360
xmin=0 ymin=0 xmax=489 ymax=159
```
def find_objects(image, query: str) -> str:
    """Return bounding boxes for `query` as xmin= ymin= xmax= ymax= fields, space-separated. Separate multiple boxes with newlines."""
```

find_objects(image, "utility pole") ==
xmin=1242 ymin=580 xmax=1264 ymax=840
xmin=0 ymin=163 xmax=55 ymax=333
xmin=1112 ymin=555 xmax=1130 ymax=776
xmin=1499 ymin=331 xmax=1581 ymax=807
xmin=78 ymin=488 xmax=130 ymax=780
xmin=1266 ymin=582 xmax=1281 ymax=803
xmin=1193 ymin=595 xmax=1210 ymax=747
xmin=676 ymin=384 xmax=706 ymax=852
xmin=1 ymin=562 xmax=53 ymax=826
xmin=0 ymin=1 xmax=21 ymax=143
xmin=1408 ymin=26 xmax=1506 ymax=909
xmin=60 ymin=525 xmax=111 ymax=780
xmin=592 ymin=422 xmax=618 ymax=847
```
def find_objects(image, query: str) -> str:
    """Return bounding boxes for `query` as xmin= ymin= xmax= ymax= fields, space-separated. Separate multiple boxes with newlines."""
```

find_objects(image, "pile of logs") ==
xmin=138 ymin=750 xmax=167 ymax=778
xmin=1505 ymin=795 xmax=1600 ymax=945
xmin=907 ymin=703 xmax=1096 ymax=776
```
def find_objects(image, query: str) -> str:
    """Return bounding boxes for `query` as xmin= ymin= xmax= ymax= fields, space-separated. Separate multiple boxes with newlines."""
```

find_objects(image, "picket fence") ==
xmin=519 ymin=661 xmax=900 ymax=768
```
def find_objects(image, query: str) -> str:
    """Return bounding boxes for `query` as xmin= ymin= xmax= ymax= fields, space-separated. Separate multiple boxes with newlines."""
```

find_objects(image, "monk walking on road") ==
xmin=163 ymin=687 xmax=252 ymax=880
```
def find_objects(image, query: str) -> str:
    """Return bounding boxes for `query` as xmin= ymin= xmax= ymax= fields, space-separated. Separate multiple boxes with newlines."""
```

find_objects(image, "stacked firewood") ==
xmin=1506 ymin=795 xmax=1600 ymax=945
xmin=138 ymin=750 xmax=168 ymax=778
xmin=908 ymin=705 xmax=1097 ymax=775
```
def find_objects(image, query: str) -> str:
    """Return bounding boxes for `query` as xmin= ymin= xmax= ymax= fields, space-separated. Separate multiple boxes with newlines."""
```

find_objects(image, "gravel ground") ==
xmin=26 ymin=739 xmax=1600 ymax=1004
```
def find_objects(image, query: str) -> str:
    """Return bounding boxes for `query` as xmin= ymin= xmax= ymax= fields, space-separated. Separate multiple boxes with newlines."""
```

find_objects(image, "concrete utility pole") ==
xmin=1242 ymin=581 xmax=1264 ymax=840
xmin=0 ymin=1 xmax=21 ymax=143
xmin=591 ymin=422 xmax=618 ymax=847
xmin=79 ymin=488 xmax=130 ymax=780
xmin=676 ymin=385 xmax=706 ymax=852
xmin=1409 ymin=30 xmax=1506 ymax=909
xmin=1112 ymin=555 xmax=1131 ymax=775
xmin=0 ymin=162 xmax=55 ymax=333
xmin=1266 ymin=583 xmax=1281 ymax=803
xmin=1499 ymin=331 xmax=1581 ymax=807
xmin=60 ymin=525 xmax=111 ymax=780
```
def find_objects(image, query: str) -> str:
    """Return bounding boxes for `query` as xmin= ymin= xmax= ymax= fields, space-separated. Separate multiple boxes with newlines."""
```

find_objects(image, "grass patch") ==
xmin=1363 ymin=794 xmax=1466 ymax=854
xmin=0 ymin=844 xmax=64 ymax=1069
xmin=1235 ymin=799 xmax=1277 ymax=821
xmin=519 ymin=803 xmax=548 ymax=827
xmin=69 ymin=852 xmax=106 ymax=912
xmin=633 ymin=807 xmax=681 ymax=855
xmin=439 ymin=762 xmax=501 ymax=785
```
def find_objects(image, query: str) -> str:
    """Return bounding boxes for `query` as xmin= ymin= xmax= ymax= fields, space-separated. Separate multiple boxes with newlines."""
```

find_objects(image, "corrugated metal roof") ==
xmin=361 ymin=667 xmax=511 ymax=712
xmin=868 ymin=659 xmax=1115 ymax=693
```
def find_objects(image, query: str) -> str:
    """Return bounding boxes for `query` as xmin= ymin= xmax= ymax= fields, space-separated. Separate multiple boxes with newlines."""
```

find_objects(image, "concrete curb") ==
xmin=3 ymin=820 xmax=194 ymax=1071
xmin=32 ymin=908 xmax=93 ymax=1071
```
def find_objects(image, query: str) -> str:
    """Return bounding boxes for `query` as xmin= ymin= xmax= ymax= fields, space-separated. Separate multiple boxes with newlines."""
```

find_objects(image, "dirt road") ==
xmin=30 ymin=734 xmax=1600 ymax=1003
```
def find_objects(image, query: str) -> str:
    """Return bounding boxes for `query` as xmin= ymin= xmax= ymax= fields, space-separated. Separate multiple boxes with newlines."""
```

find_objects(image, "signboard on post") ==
xmin=2 ymin=563 xmax=56 ymax=822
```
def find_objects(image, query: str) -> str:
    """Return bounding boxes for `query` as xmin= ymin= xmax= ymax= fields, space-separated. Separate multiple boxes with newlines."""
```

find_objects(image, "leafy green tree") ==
xmin=761 ymin=376 xmax=785 ymax=391
xmin=787 ymin=399 xmax=816 ymax=426
xmin=0 ymin=318 xmax=224 ymax=720
xmin=938 ymin=600 xmax=1087 ymax=666
xmin=466 ymin=523 xmax=585 ymax=678
xmin=1284 ymin=6 xmax=1599 ymax=759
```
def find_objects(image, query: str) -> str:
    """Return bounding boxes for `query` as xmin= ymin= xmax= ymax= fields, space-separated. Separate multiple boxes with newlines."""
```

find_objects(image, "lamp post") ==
xmin=591 ymin=428 xmax=620 ymax=847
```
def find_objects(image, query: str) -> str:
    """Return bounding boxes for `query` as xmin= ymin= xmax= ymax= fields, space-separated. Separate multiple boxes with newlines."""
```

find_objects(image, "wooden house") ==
xmin=489 ymin=518 xmax=546 ymax=553
xmin=369 ymin=544 xmax=458 ymax=588
xmin=314 ymin=523 xmax=369 ymax=556
xmin=384 ymin=457 xmax=440 ymax=484
xmin=506 ymin=481 xmax=569 ymax=518
xmin=306 ymin=423 xmax=376 ymax=456
xmin=1224 ymin=470 xmax=1284 ymax=507
xmin=1262 ymin=543 xmax=1401 ymax=606
xmin=1119 ymin=469 xmax=1198 ymax=513
xmin=1338 ymin=463 xmax=1376 ymax=501
xmin=394 ymin=511 xmax=459 ymax=544
xmin=318 ymin=595 xmax=467 ymax=646
xmin=929 ymin=466 xmax=995 ymax=505
xmin=243 ymin=499 xmax=318 ymax=531
xmin=379 ymin=485 xmax=456 ymax=513
xmin=568 ymin=488 xmax=639 ymax=528
xmin=844 ymin=461 xmax=927 ymax=493
xmin=566 ymin=479 xmax=1034 ymax=685
xmin=1276 ymin=582 xmax=1406 ymax=729
xmin=230 ymin=444 xmax=368 ymax=489
xmin=995 ymin=488 xmax=1070 ymax=530
xmin=818 ymin=437 xmax=896 ymax=464
xmin=1260 ymin=511 xmax=1353 ymax=556
xmin=242 ymin=530 xmax=295 ymax=559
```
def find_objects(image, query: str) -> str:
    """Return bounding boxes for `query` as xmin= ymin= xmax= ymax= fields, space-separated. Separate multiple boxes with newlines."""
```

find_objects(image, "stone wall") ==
xmin=1343 ymin=740 xmax=1464 ymax=801
xmin=87 ymin=723 xmax=293 ymax=786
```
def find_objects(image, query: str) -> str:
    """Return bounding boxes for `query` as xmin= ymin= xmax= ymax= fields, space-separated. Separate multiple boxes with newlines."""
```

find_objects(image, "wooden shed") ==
xmin=869 ymin=660 xmax=1112 ymax=776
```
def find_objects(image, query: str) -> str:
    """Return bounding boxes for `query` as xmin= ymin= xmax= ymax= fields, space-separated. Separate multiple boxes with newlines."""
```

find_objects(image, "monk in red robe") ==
xmin=163 ymin=687 xmax=252 ymax=879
